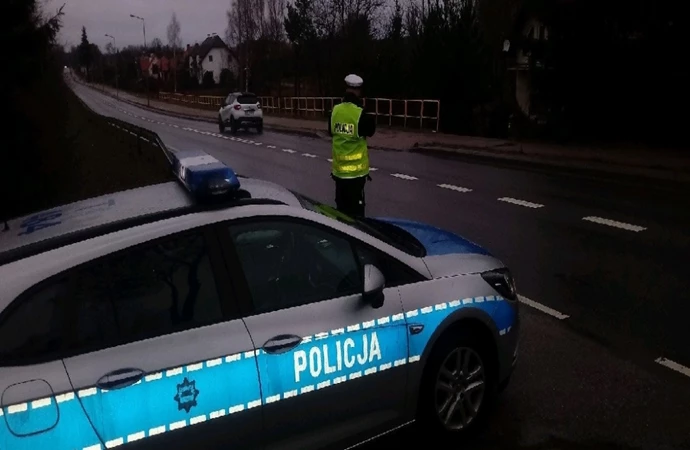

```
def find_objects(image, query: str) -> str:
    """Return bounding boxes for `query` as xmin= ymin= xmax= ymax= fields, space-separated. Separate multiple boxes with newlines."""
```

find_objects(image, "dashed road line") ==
xmin=267 ymin=145 xmax=276 ymax=149
xmin=438 ymin=183 xmax=472 ymax=193
xmin=391 ymin=173 xmax=418 ymax=181
xmin=302 ymin=153 xmax=317 ymax=158
xmin=282 ymin=148 xmax=296 ymax=153
xmin=582 ymin=216 xmax=646 ymax=232
xmin=655 ymin=357 xmax=690 ymax=378
xmin=498 ymin=197 xmax=544 ymax=209
xmin=518 ymin=295 xmax=569 ymax=320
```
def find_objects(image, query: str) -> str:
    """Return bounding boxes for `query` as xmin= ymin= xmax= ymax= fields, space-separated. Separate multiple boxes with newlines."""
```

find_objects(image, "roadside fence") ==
xmin=158 ymin=92 xmax=440 ymax=132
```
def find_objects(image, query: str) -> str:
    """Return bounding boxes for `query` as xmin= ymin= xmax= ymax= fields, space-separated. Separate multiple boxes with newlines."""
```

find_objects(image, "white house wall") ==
xmin=201 ymin=48 xmax=231 ymax=84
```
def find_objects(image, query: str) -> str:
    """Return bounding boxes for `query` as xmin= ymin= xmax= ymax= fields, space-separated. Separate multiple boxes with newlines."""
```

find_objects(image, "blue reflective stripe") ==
xmin=407 ymin=295 xmax=515 ymax=359
xmin=256 ymin=322 xmax=408 ymax=402
xmin=0 ymin=394 xmax=100 ymax=450
xmin=80 ymin=351 xmax=261 ymax=448
xmin=0 ymin=296 xmax=516 ymax=450
xmin=0 ymin=351 xmax=261 ymax=450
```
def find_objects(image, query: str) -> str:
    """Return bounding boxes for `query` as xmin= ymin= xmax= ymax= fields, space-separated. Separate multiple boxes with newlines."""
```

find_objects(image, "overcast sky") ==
xmin=51 ymin=0 xmax=230 ymax=50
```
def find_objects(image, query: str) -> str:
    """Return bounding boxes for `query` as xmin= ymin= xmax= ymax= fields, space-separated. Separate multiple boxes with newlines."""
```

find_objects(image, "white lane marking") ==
xmin=282 ymin=148 xmax=296 ymax=153
xmin=518 ymin=295 xmax=569 ymax=320
xmin=438 ymin=183 xmax=472 ymax=193
xmin=327 ymin=158 xmax=333 ymax=162
xmin=391 ymin=173 xmax=418 ymax=181
xmin=655 ymin=358 xmax=690 ymax=378
xmin=369 ymin=167 xmax=379 ymax=171
xmin=254 ymin=142 xmax=262 ymax=146
xmin=582 ymin=216 xmax=646 ymax=232
xmin=498 ymin=197 xmax=544 ymax=209
xmin=172 ymin=124 xmax=179 ymax=128
xmin=267 ymin=145 xmax=276 ymax=149
xmin=302 ymin=153 xmax=317 ymax=158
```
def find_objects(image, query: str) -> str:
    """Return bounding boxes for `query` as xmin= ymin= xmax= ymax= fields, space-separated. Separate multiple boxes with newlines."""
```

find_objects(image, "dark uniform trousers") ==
xmin=332 ymin=174 xmax=367 ymax=217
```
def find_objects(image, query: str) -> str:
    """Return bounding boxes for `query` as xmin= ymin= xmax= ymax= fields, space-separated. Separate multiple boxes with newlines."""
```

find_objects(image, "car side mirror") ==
xmin=363 ymin=264 xmax=385 ymax=309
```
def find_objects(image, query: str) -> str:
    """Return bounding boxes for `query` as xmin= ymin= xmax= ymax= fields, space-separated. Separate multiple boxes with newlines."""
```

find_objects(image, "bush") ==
xmin=202 ymin=71 xmax=215 ymax=88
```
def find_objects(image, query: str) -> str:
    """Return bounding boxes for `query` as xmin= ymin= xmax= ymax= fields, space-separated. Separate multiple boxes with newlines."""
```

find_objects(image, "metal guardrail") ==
xmin=158 ymin=92 xmax=441 ymax=132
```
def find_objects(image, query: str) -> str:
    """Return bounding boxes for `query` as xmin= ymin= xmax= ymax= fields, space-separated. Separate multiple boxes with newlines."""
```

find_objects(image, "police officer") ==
xmin=328 ymin=74 xmax=376 ymax=217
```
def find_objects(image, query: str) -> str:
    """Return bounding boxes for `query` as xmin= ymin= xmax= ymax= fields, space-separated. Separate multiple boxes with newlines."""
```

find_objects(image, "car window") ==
xmin=355 ymin=243 xmax=425 ymax=287
xmin=0 ymin=278 xmax=70 ymax=364
xmin=0 ymin=230 xmax=225 ymax=363
xmin=72 ymin=231 xmax=224 ymax=349
xmin=291 ymin=192 xmax=426 ymax=257
xmin=228 ymin=220 xmax=361 ymax=313
xmin=237 ymin=94 xmax=258 ymax=105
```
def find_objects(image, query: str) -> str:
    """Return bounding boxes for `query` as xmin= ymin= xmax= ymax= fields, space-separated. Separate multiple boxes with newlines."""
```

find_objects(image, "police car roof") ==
xmin=0 ymin=177 xmax=301 ymax=265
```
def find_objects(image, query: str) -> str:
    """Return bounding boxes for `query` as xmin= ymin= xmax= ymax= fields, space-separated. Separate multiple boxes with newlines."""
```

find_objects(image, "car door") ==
xmin=220 ymin=94 xmax=234 ymax=122
xmin=0 ymin=277 xmax=101 ymax=450
xmin=219 ymin=217 xmax=409 ymax=450
xmin=59 ymin=227 xmax=262 ymax=450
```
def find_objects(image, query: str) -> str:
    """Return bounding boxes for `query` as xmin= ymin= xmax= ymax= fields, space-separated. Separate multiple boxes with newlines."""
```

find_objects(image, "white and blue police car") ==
xmin=0 ymin=149 xmax=519 ymax=450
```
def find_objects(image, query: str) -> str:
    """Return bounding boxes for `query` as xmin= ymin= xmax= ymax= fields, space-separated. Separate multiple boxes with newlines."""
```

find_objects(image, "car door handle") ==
xmin=96 ymin=368 xmax=145 ymax=391
xmin=262 ymin=335 xmax=303 ymax=354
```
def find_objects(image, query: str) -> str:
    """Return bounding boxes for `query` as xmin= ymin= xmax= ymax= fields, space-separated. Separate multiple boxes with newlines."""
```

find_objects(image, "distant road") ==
xmin=70 ymin=81 xmax=690 ymax=450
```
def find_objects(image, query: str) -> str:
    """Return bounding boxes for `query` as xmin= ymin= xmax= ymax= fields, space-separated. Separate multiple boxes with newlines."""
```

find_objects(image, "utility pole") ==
xmin=130 ymin=14 xmax=150 ymax=106
xmin=105 ymin=34 xmax=119 ymax=99
xmin=244 ymin=66 xmax=249 ymax=92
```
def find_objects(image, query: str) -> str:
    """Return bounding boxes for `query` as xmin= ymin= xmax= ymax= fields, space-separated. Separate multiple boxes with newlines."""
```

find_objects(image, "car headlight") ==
xmin=481 ymin=268 xmax=517 ymax=301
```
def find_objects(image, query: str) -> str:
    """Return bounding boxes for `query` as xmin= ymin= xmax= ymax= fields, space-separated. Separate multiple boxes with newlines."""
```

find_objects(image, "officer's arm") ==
xmin=358 ymin=113 xmax=376 ymax=138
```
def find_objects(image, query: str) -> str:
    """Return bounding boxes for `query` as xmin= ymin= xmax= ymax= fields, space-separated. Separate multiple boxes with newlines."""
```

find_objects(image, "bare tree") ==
xmin=226 ymin=0 xmax=265 ymax=90
xmin=167 ymin=12 xmax=182 ymax=92
xmin=264 ymin=0 xmax=286 ymax=41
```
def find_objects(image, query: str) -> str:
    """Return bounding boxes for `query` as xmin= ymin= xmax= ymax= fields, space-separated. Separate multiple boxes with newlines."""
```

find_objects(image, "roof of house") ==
xmin=189 ymin=35 xmax=235 ymax=60
xmin=193 ymin=34 xmax=230 ymax=59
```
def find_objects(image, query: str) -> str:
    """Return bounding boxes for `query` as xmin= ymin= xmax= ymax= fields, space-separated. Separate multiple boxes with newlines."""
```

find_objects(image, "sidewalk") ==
xmin=83 ymin=80 xmax=690 ymax=183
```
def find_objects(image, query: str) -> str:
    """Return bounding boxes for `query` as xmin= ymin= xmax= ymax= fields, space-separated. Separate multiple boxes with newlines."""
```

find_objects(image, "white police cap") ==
xmin=344 ymin=74 xmax=363 ymax=88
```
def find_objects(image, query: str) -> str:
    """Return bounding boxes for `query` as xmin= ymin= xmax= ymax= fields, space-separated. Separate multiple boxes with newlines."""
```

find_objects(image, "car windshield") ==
xmin=292 ymin=192 xmax=425 ymax=257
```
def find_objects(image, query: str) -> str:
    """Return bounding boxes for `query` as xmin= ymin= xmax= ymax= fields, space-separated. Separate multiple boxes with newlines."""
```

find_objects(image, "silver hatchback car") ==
xmin=0 ymin=149 xmax=519 ymax=450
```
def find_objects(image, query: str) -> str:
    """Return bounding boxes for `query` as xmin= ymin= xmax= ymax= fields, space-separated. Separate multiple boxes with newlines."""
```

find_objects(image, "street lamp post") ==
xmin=129 ymin=14 xmax=150 ymax=106
xmin=105 ymin=34 xmax=119 ymax=99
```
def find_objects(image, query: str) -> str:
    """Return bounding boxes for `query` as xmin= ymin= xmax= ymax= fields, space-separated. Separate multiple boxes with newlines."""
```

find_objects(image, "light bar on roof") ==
xmin=171 ymin=150 xmax=240 ymax=197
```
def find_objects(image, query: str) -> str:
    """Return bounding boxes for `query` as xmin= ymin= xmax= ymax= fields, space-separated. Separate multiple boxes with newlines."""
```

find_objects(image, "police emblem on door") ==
xmin=174 ymin=377 xmax=200 ymax=413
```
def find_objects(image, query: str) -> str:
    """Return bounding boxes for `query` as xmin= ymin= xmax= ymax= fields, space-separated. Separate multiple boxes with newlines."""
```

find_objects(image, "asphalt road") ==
xmin=70 ymin=81 xmax=690 ymax=450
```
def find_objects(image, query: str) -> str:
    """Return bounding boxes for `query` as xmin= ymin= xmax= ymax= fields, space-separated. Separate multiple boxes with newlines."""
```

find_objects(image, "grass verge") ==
xmin=2 ymin=79 xmax=173 ymax=222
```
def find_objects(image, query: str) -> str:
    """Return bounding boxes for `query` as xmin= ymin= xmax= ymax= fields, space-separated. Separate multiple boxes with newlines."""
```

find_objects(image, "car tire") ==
xmin=417 ymin=327 xmax=497 ymax=439
xmin=218 ymin=116 xmax=225 ymax=133
xmin=230 ymin=117 xmax=238 ymax=134
xmin=256 ymin=123 xmax=263 ymax=134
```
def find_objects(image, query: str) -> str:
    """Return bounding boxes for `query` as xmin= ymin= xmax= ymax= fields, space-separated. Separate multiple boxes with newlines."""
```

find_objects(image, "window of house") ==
xmin=228 ymin=220 xmax=362 ymax=313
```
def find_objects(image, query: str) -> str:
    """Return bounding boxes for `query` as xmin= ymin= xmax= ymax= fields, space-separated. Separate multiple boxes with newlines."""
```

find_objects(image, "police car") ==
xmin=0 ymin=149 xmax=519 ymax=450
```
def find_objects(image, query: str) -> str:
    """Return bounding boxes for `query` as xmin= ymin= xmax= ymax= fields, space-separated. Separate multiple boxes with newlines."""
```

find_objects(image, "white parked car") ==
xmin=218 ymin=92 xmax=263 ymax=134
